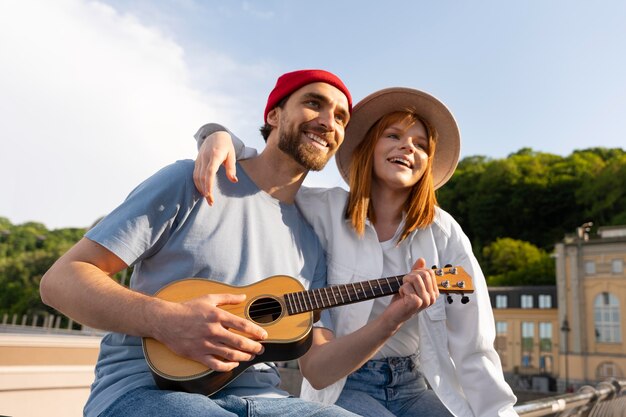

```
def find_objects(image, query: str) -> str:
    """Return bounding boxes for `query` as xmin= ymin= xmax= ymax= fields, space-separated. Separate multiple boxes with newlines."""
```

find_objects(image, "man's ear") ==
xmin=266 ymin=107 xmax=280 ymax=128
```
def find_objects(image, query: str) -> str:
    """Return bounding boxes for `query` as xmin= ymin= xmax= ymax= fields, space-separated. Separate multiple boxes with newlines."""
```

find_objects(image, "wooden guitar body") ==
xmin=142 ymin=275 xmax=313 ymax=395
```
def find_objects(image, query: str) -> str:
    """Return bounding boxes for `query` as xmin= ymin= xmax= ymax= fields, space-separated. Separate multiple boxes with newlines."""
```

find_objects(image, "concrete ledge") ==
xmin=0 ymin=364 xmax=94 ymax=417
xmin=0 ymin=333 xmax=101 ymax=366
xmin=0 ymin=333 xmax=102 ymax=348
xmin=0 ymin=386 xmax=90 ymax=417
xmin=0 ymin=365 xmax=95 ymax=391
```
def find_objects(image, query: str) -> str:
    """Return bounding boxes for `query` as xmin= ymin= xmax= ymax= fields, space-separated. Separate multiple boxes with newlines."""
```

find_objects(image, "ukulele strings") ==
xmin=289 ymin=278 xmax=402 ymax=308
xmin=217 ymin=269 xmax=464 ymax=316
xmin=221 ymin=276 xmax=401 ymax=315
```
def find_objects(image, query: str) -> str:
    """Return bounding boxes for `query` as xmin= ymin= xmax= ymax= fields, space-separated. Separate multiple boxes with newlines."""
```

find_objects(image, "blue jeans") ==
xmin=99 ymin=386 xmax=359 ymax=417
xmin=335 ymin=356 xmax=453 ymax=417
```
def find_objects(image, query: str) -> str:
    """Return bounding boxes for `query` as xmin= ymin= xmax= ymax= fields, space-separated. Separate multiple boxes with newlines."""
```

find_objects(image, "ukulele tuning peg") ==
xmin=461 ymin=296 xmax=470 ymax=304
xmin=431 ymin=265 xmax=438 ymax=269
xmin=446 ymin=295 xmax=453 ymax=304
xmin=444 ymin=263 xmax=452 ymax=268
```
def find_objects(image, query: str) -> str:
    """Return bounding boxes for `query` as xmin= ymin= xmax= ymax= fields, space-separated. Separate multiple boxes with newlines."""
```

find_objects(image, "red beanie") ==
xmin=264 ymin=69 xmax=352 ymax=122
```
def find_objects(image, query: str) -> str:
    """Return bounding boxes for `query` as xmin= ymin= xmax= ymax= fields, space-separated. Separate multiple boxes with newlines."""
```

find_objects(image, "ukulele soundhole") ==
xmin=248 ymin=296 xmax=283 ymax=324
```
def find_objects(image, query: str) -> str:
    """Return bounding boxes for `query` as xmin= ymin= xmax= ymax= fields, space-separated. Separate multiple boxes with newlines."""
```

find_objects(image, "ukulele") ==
xmin=142 ymin=266 xmax=474 ymax=395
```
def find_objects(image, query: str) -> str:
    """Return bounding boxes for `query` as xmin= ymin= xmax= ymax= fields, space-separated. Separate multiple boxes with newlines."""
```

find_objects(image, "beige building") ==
xmin=555 ymin=224 xmax=626 ymax=388
xmin=491 ymin=224 xmax=626 ymax=392
xmin=491 ymin=286 xmax=559 ymax=391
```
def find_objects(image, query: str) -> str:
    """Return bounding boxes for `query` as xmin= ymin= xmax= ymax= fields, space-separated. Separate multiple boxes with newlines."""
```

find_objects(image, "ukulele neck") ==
xmin=283 ymin=276 xmax=403 ymax=315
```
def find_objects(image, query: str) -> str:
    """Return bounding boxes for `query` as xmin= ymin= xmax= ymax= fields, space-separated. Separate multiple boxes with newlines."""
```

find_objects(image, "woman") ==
xmin=193 ymin=88 xmax=518 ymax=416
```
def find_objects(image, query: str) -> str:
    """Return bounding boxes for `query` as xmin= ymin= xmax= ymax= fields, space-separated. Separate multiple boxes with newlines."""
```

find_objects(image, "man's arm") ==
xmin=193 ymin=124 xmax=255 ymax=205
xmin=299 ymin=258 xmax=439 ymax=389
xmin=40 ymin=238 xmax=268 ymax=372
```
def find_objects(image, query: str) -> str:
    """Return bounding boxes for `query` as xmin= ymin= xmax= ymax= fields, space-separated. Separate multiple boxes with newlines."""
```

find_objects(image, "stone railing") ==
xmin=0 ymin=312 xmax=103 ymax=336
xmin=514 ymin=378 xmax=626 ymax=417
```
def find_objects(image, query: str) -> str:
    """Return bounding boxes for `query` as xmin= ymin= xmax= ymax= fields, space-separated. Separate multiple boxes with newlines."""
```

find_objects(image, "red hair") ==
xmin=345 ymin=110 xmax=438 ymax=242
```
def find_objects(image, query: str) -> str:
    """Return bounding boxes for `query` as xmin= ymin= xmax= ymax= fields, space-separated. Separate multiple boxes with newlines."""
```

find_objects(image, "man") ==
xmin=40 ymin=69 xmax=361 ymax=417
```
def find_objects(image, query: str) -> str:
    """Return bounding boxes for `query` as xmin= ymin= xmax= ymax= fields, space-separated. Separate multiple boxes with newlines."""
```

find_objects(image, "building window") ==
xmin=540 ymin=355 xmax=553 ymax=373
xmin=594 ymin=292 xmax=622 ymax=343
xmin=539 ymin=322 xmax=553 ymax=351
xmin=521 ymin=294 xmax=534 ymax=309
xmin=495 ymin=295 xmax=508 ymax=308
xmin=496 ymin=321 xmax=508 ymax=335
xmin=521 ymin=321 xmax=535 ymax=368
xmin=585 ymin=261 xmax=596 ymax=275
xmin=538 ymin=294 xmax=552 ymax=309
xmin=612 ymin=259 xmax=624 ymax=274
xmin=596 ymin=362 xmax=623 ymax=379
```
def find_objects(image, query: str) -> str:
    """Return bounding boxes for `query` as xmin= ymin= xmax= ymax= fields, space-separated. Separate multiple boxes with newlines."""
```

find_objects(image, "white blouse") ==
xmin=368 ymin=227 xmax=420 ymax=360
xmin=295 ymin=186 xmax=519 ymax=417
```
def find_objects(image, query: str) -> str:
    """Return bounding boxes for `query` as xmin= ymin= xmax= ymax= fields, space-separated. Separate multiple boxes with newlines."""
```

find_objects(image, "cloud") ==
xmin=0 ymin=0 xmax=247 ymax=229
xmin=241 ymin=2 xmax=275 ymax=19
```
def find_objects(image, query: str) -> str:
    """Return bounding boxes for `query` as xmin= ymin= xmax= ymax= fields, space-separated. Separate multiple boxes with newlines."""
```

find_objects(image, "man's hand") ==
xmin=193 ymin=131 xmax=238 ymax=206
xmin=154 ymin=293 xmax=267 ymax=372
xmin=381 ymin=257 xmax=439 ymax=329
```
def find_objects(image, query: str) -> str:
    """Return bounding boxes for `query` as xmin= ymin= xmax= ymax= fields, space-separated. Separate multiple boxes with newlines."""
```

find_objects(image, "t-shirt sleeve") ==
xmin=85 ymin=160 xmax=199 ymax=266
xmin=193 ymin=123 xmax=258 ymax=159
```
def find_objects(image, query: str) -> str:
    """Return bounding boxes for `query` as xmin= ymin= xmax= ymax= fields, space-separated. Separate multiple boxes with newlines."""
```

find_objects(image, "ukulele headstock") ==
xmin=432 ymin=265 xmax=474 ymax=296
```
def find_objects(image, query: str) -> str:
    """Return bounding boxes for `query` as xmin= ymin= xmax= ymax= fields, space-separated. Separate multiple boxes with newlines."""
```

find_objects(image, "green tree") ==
xmin=578 ymin=154 xmax=626 ymax=225
xmin=439 ymin=148 xmax=619 ymax=250
xmin=482 ymin=238 xmax=555 ymax=286
xmin=0 ymin=219 xmax=86 ymax=320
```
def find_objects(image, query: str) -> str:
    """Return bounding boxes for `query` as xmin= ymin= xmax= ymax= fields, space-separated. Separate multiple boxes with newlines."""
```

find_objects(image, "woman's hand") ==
xmin=382 ymin=257 xmax=439 ymax=328
xmin=193 ymin=131 xmax=238 ymax=206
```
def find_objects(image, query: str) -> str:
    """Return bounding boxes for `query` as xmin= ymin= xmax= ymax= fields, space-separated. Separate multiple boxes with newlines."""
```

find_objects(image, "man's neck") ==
xmin=239 ymin=148 xmax=308 ymax=204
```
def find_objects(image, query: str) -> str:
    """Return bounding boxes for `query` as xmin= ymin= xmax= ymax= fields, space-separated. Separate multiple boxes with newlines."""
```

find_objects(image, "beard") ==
xmin=277 ymin=122 xmax=335 ymax=171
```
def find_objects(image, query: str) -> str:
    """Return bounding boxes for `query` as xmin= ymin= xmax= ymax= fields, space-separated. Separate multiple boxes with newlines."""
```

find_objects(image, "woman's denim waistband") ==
xmin=343 ymin=354 xmax=427 ymax=403
xmin=360 ymin=354 xmax=418 ymax=372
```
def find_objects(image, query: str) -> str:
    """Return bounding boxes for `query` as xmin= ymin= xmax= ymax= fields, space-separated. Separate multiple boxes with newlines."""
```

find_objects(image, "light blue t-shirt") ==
xmin=83 ymin=159 xmax=327 ymax=417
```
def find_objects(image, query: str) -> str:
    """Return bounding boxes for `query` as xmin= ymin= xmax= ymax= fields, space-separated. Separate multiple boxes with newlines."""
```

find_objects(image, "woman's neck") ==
xmin=370 ymin=184 xmax=409 ymax=242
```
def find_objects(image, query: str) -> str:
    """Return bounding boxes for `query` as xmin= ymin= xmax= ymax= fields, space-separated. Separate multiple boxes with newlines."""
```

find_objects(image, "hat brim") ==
xmin=336 ymin=87 xmax=461 ymax=190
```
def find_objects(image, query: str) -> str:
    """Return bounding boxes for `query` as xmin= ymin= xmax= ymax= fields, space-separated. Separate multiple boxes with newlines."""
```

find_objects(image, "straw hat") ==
xmin=336 ymin=87 xmax=461 ymax=190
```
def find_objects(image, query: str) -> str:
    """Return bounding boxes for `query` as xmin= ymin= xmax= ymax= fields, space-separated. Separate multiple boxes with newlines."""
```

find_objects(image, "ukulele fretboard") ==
xmin=284 ymin=275 xmax=404 ymax=315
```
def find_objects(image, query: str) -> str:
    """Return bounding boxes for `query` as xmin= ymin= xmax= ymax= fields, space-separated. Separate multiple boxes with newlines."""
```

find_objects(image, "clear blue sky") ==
xmin=1 ymin=0 xmax=625 ymax=229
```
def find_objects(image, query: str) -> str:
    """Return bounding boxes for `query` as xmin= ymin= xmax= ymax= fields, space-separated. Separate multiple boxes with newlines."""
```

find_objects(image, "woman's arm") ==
xmin=299 ymin=258 xmax=439 ymax=389
xmin=441 ymin=219 xmax=518 ymax=415
xmin=193 ymin=123 xmax=257 ymax=205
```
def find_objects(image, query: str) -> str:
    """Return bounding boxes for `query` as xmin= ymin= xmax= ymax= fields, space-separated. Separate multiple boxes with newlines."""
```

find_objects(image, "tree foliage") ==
xmin=482 ymin=238 xmax=555 ymax=286
xmin=437 ymin=147 xmax=624 ymax=284
xmin=0 ymin=218 xmax=85 ymax=318
xmin=438 ymin=147 xmax=624 ymax=249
